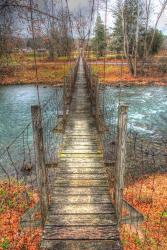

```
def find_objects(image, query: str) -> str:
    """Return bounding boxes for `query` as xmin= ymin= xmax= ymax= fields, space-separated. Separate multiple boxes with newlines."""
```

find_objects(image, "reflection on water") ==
xmin=103 ymin=85 xmax=167 ymax=139
xmin=0 ymin=85 xmax=57 ymax=152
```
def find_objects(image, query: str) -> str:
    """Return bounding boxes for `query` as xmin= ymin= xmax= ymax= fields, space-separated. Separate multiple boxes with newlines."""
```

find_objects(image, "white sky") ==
xmin=68 ymin=0 xmax=167 ymax=35
xmin=68 ymin=0 xmax=90 ymax=11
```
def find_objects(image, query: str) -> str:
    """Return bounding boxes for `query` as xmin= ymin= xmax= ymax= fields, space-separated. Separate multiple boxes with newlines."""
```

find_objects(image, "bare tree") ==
xmin=0 ymin=0 xmax=21 ymax=65
xmin=73 ymin=10 xmax=90 ymax=47
xmin=112 ymin=0 xmax=167 ymax=76
xmin=144 ymin=0 xmax=167 ymax=60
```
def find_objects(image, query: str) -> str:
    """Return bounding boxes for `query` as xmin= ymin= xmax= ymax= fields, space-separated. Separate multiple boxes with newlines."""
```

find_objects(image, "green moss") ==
xmin=0 ymin=238 xmax=10 ymax=249
xmin=0 ymin=188 xmax=6 ymax=197
xmin=160 ymin=211 xmax=167 ymax=218
xmin=134 ymin=237 xmax=142 ymax=247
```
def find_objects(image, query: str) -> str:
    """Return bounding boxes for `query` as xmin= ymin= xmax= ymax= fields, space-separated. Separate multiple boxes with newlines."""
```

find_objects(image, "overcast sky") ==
xmin=68 ymin=0 xmax=90 ymax=11
xmin=18 ymin=0 xmax=167 ymax=37
xmin=67 ymin=0 xmax=167 ymax=35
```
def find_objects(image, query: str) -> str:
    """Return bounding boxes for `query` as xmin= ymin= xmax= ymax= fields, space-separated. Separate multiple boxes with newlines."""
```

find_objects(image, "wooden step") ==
xmin=62 ymin=145 xmax=100 ymax=150
xmin=56 ymin=167 xmax=106 ymax=174
xmin=48 ymin=203 xmax=115 ymax=215
xmin=53 ymin=187 xmax=109 ymax=195
xmin=43 ymin=226 xmax=119 ymax=240
xmin=53 ymin=179 xmax=108 ymax=187
xmin=59 ymin=158 xmax=104 ymax=163
xmin=46 ymin=214 xmax=117 ymax=226
xmin=50 ymin=194 xmax=111 ymax=204
xmin=55 ymin=173 xmax=107 ymax=180
xmin=61 ymin=149 xmax=102 ymax=154
xmin=59 ymin=154 xmax=103 ymax=159
xmin=41 ymin=240 xmax=122 ymax=250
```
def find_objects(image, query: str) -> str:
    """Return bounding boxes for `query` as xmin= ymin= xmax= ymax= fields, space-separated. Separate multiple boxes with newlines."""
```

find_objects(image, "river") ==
xmin=0 ymin=85 xmax=57 ymax=152
xmin=103 ymin=85 xmax=167 ymax=140
xmin=0 ymin=84 xmax=167 ymax=153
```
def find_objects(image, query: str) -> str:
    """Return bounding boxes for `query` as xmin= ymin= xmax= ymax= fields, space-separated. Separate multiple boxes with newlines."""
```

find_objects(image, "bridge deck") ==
xmin=41 ymin=59 xmax=122 ymax=249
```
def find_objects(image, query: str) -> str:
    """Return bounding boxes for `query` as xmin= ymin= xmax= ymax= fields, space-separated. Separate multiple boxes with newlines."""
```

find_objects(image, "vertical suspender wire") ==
xmin=96 ymin=0 xmax=100 ymax=76
xmin=85 ymin=0 xmax=95 ymax=62
xmin=60 ymin=0 xmax=66 ymax=77
xmin=90 ymin=0 xmax=95 ymax=64
xmin=65 ymin=0 xmax=74 ymax=69
xmin=104 ymin=0 xmax=108 ymax=81
xmin=29 ymin=0 xmax=41 ymax=106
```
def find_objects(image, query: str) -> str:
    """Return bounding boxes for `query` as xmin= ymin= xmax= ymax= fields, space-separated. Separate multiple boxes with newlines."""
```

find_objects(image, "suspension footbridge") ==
xmin=41 ymin=58 xmax=122 ymax=249
xmin=1 ymin=55 xmax=166 ymax=250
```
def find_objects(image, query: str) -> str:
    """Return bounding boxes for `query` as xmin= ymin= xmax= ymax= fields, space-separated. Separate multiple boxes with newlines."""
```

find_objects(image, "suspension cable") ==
xmin=29 ymin=0 xmax=41 ymax=106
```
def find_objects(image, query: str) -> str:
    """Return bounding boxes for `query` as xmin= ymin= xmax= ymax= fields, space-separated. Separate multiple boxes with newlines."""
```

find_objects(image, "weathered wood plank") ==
xmin=59 ymin=153 xmax=103 ymax=159
xmin=41 ymin=240 xmax=122 ymax=250
xmin=50 ymin=194 xmax=111 ymax=204
xmin=52 ymin=187 xmax=109 ymax=195
xmin=115 ymin=105 xmax=128 ymax=220
xmin=43 ymin=226 xmax=119 ymax=240
xmin=48 ymin=203 xmax=114 ymax=214
xmin=58 ymin=162 xmax=105 ymax=167
xmin=59 ymin=158 xmax=104 ymax=163
xmin=61 ymin=149 xmax=102 ymax=154
xmin=56 ymin=168 xmax=106 ymax=174
xmin=62 ymin=140 xmax=99 ymax=145
xmin=46 ymin=214 xmax=117 ymax=226
xmin=54 ymin=179 xmax=108 ymax=187
xmin=62 ymin=146 xmax=100 ymax=150
xmin=55 ymin=174 xmax=107 ymax=180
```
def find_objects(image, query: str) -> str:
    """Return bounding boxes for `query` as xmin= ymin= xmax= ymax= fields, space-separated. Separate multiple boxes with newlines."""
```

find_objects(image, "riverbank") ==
xmin=0 ymin=81 xmax=63 ymax=86
xmin=0 ymin=180 xmax=41 ymax=250
xmin=120 ymin=173 xmax=167 ymax=250
xmin=0 ymin=54 xmax=75 ymax=85
xmin=102 ymin=79 xmax=167 ymax=87
xmin=91 ymin=63 xmax=167 ymax=86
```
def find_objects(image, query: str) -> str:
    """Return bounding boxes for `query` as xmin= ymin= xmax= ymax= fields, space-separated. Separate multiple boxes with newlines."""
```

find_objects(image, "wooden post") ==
xmin=31 ymin=105 xmax=49 ymax=227
xmin=95 ymin=79 xmax=100 ymax=129
xmin=115 ymin=105 xmax=128 ymax=222
xmin=63 ymin=77 xmax=67 ymax=125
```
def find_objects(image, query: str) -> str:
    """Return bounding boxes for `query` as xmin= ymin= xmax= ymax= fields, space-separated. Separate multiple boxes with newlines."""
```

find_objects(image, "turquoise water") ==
xmin=0 ymin=85 xmax=167 ymax=153
xmin=0 ymin=85 xmax=57 ymax=151
xmin=103 ymin=85 xmax=167 ymax=140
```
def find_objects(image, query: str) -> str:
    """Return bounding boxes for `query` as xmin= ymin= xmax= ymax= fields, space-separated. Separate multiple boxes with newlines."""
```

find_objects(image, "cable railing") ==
xmin=83 ymin=58 xmax=167 ymax=250
xmin=0 ymin=57 xmax=80 ymax=249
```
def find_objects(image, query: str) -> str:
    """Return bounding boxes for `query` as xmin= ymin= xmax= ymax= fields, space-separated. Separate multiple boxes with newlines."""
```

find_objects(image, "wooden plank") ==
xmin=45 ymin=214 xmax=117 ymax=226
xmin=58 ymin=162 xmax=104 ymax=167
xmin=55 ymin=173 xmax=107 ymax=180
xmin=63 ymin=137 xmax=98 ymax=141
xmin=62 ymin=146 xmax=100 ymax=150
xmin=54 ymin=179 xmax=108 ymax=187
xmin=52 ymin=187 xmax=109 ymax=195
xmin=56 ymin=168 xmax=106 ymax=174
xmin=59 ymin=154 xmax=103 ymax=159
xmin=48 ymin=203 xmax=114 ymax=214
xmin=62 ymin=140 xmax=99 ymax=146
xmin=41 ymin=240 xmax=122 ymax=250
xmin=61 ymin=149 xmax=102 ymax=154
xmin=43 ymin=226 xmax=119 ymax=240
xmin=59 ymin=158 xmax=104 ymax=163
xmin=50 ymin=194 xmax=111 ymax=204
